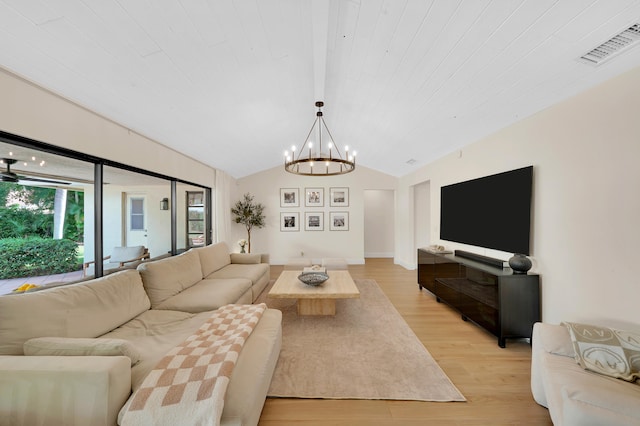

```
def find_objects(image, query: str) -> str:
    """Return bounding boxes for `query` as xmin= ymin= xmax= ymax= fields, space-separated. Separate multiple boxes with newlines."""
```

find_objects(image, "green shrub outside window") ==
xmin=0 ymin=237 xmax=79 ymax=279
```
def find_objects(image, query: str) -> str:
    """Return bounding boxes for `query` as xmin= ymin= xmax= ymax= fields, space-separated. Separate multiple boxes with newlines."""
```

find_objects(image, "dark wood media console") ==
xmin=418 ymin=249 xmax=540 ymax=347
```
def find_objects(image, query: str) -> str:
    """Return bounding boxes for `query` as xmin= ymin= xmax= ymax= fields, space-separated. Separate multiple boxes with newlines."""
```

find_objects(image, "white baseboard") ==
xmin=270 ymin=257 xmax=365 ymax=266
xmin=396 ymin=258 xmax=416 ymax=270
xmin=364 ymin=252 xmax=394 ymax=258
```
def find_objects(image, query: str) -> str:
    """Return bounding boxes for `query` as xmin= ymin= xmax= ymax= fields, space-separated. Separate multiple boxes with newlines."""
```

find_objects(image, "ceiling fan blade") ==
xmin=19 ymin=176 xmax=71 ymax=185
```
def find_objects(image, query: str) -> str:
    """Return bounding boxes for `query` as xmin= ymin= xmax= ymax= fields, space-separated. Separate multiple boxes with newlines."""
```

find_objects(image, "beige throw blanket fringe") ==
xmin=121 ymin=303 xmax=267 ymax=426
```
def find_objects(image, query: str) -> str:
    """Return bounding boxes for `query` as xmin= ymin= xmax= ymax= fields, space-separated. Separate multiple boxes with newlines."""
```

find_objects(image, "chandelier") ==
xmin=284 ymin=101 xmax=356 ymax=176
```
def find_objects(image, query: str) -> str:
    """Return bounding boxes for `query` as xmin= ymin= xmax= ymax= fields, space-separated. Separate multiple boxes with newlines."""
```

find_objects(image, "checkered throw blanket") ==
xmin=120 ymin=303 xmax=267 ymax=426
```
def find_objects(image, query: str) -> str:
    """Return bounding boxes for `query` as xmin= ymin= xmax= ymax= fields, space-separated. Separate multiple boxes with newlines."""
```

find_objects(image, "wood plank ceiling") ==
xmin=1 ymin=0 xmax=640 ymax=178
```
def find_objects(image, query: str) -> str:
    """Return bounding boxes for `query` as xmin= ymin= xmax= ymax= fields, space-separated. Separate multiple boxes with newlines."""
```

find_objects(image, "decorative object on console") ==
xmin=298 ymin=271 xmax=330 ymax=286
xmin=508 ymin=253 xmax=532 ymax=274
xmin=284 ymin=101 xmax=356 ymax=176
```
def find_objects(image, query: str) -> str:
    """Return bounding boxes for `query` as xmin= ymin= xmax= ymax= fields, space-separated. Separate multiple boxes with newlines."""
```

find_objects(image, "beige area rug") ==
xmin=255 ymin=279 xmax=466 ymax=401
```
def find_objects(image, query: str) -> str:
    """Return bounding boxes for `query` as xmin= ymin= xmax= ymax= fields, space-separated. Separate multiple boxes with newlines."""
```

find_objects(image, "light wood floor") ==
xmin=259 ymin=258 xmax=552 ymax=426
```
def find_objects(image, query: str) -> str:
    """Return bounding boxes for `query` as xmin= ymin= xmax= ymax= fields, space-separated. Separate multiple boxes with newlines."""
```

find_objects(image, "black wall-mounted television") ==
xmin=440 ymin=166 xmax=533 ymax=255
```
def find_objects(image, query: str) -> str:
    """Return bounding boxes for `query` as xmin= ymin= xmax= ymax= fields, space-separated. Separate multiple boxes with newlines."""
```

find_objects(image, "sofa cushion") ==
xmin=564 ymin=322 xmax=640 ymax=382
xmin=539 ymin=350 xmax=640 ymax=425
xmin=23 ymin=337 xmax=141 ymax=365
xmin=206 ymin=263 xmax=269 ymax=286
xmin=0 ymin=269 xmax=150 ymax=355
xmin=153 ymin=279 xmax=253 ymax=313
xmin=100 ymin=309 xmax=215 ymax=391
xmin=195 ymin=242 xmax=231 ymax=277
xmin=137 ymin=249 xmax=203 ymax=308
xmin=561 ymin=381 xmax=640 ymax=426
xmin=230 ymin=253 xmax=261 ymax=264
xmin=539 ymin=323 xmax=575 ymax=357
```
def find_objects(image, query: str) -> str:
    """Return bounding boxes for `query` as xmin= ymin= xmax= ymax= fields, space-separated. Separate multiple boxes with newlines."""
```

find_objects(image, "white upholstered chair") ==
xmin=83 ymin=246 xmax=150 ymax=277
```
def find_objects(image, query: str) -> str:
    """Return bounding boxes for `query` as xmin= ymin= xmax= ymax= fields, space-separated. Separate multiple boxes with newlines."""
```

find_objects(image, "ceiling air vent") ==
xmin=580 ymin=23 xmax=640 ymax=65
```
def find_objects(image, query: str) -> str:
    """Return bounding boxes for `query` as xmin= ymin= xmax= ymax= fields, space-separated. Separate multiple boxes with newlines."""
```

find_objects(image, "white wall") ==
xmin=413 ymin=181 xmax=431 ymax=256
xmin=396 ymin=66 xmax=640 ymax=328
xmin=235 ymin=165 xmax=396 ymax=264
xmin=0 ymin=68 xmax=216 ymax=188
xmin=364 ymin=190 xmax=394 ymax=258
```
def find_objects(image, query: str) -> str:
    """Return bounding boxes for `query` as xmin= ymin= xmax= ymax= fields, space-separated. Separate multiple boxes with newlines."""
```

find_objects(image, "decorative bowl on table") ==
xmin=297 ymin=272 xmax=329 ymax=286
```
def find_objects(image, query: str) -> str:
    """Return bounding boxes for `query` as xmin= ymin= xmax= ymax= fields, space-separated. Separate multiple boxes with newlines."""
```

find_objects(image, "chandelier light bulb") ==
xmin=353 ymin=151 xmax=357 ymax=157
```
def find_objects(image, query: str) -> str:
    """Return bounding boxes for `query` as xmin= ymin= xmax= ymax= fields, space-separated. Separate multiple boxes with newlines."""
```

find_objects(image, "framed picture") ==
xmin=304 ymin=212 xmax=324 ymax=231
xmin=280 ymin=212 xmax=300 ymax=231
xmin=329 ymin=211 xmax=349 ymax=231
xmin=280 ymin=188 xmax=299 ymax=207
xmin=305 ymin=187 xmax=324 ymax=207
xmin=330 ymin=187 xmax=349 ymax=207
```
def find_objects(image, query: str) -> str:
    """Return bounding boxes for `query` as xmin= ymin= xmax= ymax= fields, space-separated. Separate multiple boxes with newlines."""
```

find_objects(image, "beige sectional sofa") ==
xmin=0 ymin=242 xmax=281 ymax=426
xmin=531 ymin=322 xmax=640 ymax=426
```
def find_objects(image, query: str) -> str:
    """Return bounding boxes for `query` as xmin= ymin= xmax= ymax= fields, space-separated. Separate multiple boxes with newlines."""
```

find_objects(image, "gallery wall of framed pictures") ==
xmin=279 ymin=186 xmax=350 ymax=232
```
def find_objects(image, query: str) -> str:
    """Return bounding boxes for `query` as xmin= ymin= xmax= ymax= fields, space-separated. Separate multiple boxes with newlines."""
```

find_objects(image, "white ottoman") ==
xmin=284 ymin=257 xmax=312 ymax=270
xmin=321 ymin=258 xmax=348 ymax=270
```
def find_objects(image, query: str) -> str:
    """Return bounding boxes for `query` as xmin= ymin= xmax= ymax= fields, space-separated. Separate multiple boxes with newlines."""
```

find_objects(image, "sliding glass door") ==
xmin=0 ymin=134 xmax=213 ymax=294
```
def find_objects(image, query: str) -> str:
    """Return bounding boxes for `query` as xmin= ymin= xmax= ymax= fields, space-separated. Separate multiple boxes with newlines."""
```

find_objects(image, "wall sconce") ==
xmin=160 ymin=198 xmax=169 ymax=210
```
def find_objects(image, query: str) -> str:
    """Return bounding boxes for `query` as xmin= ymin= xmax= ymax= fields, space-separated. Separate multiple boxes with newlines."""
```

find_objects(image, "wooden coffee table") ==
xmin=268 ymin=270 xmax=360 ymax=315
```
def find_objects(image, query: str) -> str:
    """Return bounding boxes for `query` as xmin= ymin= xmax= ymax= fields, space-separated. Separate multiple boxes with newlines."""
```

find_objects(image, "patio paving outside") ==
xmin=0 ymin=269 xmax=84 ymax=295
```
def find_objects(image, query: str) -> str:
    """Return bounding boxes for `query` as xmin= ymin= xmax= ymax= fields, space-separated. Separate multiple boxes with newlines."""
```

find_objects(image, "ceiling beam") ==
xmin=312 ymin=0 xmax=330 ymax=102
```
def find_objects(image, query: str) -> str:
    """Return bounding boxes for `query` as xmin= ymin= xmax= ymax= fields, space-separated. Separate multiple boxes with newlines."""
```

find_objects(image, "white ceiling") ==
xmin=1 ymin=0 xmax=640 ymax=179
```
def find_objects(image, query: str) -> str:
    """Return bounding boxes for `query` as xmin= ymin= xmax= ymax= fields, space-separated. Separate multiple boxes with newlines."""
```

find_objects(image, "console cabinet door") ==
xmin=499 ymin=276 xmax=541 ymax=339
xmin=417 ymin=250 xmax=436 ymax=293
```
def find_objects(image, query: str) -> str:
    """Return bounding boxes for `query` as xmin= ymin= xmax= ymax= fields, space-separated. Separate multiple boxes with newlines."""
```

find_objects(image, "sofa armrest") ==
xmin=0 ymin=355 xmax=131 ymax=426
xmin=531 ymin=322 xmax=575 ymax=408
